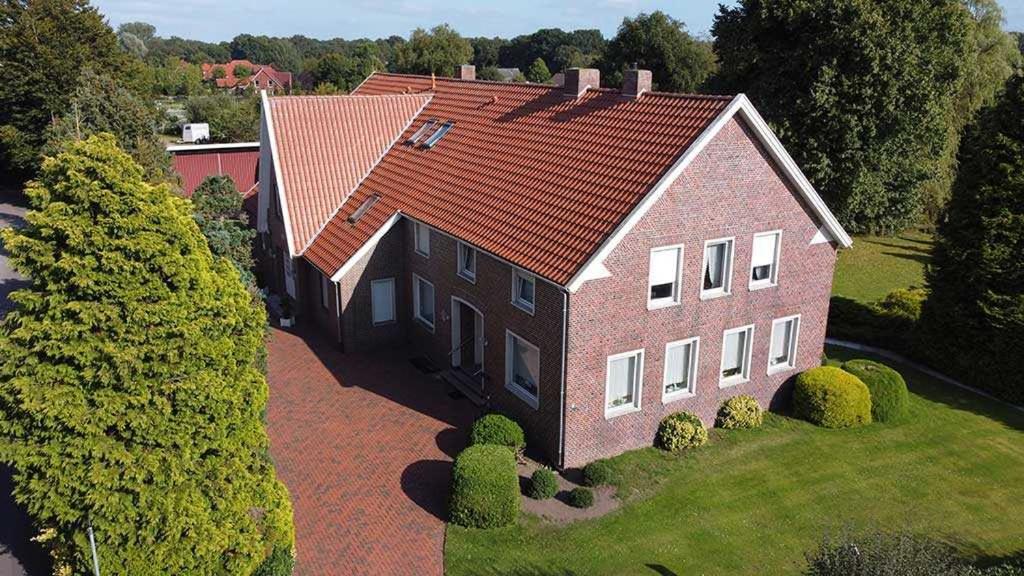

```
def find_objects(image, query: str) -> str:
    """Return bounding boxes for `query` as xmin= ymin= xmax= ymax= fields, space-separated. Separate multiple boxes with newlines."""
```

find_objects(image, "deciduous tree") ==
xmin=185 ymin=93 xmax=260 ymax=142
xmin=0 ymin=134 xmax=294 ymax=575
xmin=601 ymin=11 xmax=715 ymax=93
xmin=525 ymin=58 xmax=551 ymax=83
xmin=394 ymin=24 xmax=473 ymax=76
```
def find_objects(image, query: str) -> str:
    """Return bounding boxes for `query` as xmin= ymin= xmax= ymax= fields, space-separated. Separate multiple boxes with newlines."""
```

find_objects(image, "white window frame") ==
xmin=700 ymin=237 xmax=735 ymax=300
xmin=412 ymin=274 xmax=435 ymax=332
xmin=505 ymin=330 xmax=540 ymax=409
xmin=719 ymin=324 xmax=754 ymax=387
xmin=320 ymin=273 xmax=331 ymax=309
xmin=457 ymin=241 xmax=476 ymax=283
xmin=370 ymin=277 xmax=396 ymax=326
xmin=749 ymin=230 xmax=782 ymax=290
xmin=511 ymin=269 xmax=536 ymax=315
xmin=647 ymin=244 xmax=684 ymax=310
xmin=413 ymin=222 xmax=430 ymax=257
xmin=768 ymin=314 xmax=801 ymax=375
xmin=662 ymin=337 xmax=699 ymax=403
xmin=605 ymin=349 xmax=644 ymax=419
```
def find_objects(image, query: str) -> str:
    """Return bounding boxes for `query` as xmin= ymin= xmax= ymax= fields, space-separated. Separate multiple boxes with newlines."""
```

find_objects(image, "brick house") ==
xmin=255 ymin=67 xmax=852 ymax=468
xmin=202 ymin=60 xmax=293 ymax=94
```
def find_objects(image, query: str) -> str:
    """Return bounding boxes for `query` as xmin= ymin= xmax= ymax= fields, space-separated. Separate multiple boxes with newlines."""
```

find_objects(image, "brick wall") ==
xmin=562 ymin=117 xmax=838 ymax=468
xmin=336 ymin=224 xmax=408 ymax=352
xmin=402 ymin=218 xmax=567 ymax=464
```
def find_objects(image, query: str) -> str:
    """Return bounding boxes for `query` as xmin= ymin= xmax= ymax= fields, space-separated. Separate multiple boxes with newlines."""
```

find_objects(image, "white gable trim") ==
xmin=566 ymin=94 xmax=852 ymax=293
xmin=260 ymin=90 xmax=298 ymax=257
xmin=329 ymin=212 xmax=403 ymax=282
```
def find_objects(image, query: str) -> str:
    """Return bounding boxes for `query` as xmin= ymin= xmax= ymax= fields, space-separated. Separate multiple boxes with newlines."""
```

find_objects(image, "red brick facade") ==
xmin=260 ymin=116 xmax=839 ymax=469
xmin=562 ymin=117 xmax=837 ymax=467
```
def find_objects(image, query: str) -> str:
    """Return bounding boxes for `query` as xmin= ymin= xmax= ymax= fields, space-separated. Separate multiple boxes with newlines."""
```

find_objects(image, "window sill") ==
xmin=458 ymin=271 xmax=476 ymax=284
xmin=662 ymin=390 xmax=695 ymax=404
xmin=700 ymin=289 xmax=731 ymax=301
xmin=505 ymin=383 xmax=539 ymax=410
xmin=767 ymin=363 xmax=796 ymax=376
xmin=748 ymin=281 xmax=778 ymax=292
xmin=647 ymin=299 xmax=680 ymax=311
xmin=415 ymin=249 xmax=430 ymax=258
xmin=719 ymin=376 xmax=749 ymax=388
xmin=372 ymin=319 xmax=397 ymax=327
xmin=605 ymin=405 xmax=641 ymax=420
xmin=512 ymin=300 xmax=535 ymax=316
xmin=414 ymin=317 xmax=435 ymax=333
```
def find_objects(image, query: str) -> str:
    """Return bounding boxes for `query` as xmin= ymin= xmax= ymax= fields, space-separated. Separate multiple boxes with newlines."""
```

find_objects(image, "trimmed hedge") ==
xmin=449 ymin=445 xmax=519 ymax=528
xmin=567 ymin=487 xmax=594 ymax=509
xmin=716 ymin=395 xmax=763 ymax=429
xmin=793 ymin=367 xmax=872 ymax=428
xmin=842 ymin=359 xmax=909 ymax=423
xmin=656 ymin=411 xmax=708 ymax=452
xmin=469 ymin=414 xmax=525 ymax=453
xmin=527 ymin=468 xmax=558 ymax=500
xmin=581 ymin=460 xmax=613 ymax=487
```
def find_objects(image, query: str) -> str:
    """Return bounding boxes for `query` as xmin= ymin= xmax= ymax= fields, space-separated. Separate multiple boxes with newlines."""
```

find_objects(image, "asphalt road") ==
xmin=0 ymin=187 xmax=49 ymax=576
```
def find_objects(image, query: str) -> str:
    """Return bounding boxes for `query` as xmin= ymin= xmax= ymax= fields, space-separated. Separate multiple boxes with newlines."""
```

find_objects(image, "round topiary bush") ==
xmin=469 ymin=413 xmax=525 ymax=453
xmin=581 ymin=459 xmax=613 ymax=487
xmin=716 ymin=395 xmax=764 ymax=429
xmin=841 ymin=359 xmax=909 ymax=423
xmin=449 ymin=445 xmax=520 ymax=528
xmin=567 ymin=487 xmax=594 ymax=509
xmin=793 ymin=366 xmax=872 ymax=428
xmin=527 ymin=468 xmax=558 ymax=500
xmin=655 ymin=411 xmax=708 ymax=452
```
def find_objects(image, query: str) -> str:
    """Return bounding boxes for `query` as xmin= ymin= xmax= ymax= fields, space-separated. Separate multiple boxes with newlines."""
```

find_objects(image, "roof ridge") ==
xmin=269 ymin=93 xmax=431 ymax=101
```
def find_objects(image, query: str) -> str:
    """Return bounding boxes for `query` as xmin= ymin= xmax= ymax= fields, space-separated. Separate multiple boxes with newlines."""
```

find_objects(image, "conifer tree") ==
xmin=0 ymin=134 xmax=294 ymax=575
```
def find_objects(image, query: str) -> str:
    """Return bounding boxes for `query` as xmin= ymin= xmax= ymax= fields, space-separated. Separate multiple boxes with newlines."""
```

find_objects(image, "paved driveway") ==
xmin=266 ymin=327 xmax=478 ymax=575
xmin=0 ymin=189 xmax=50 ymax=576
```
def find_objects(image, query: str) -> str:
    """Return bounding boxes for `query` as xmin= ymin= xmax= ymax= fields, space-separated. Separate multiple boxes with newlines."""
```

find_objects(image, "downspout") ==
xmin=557 ymin=288 xmax=569 ymax=470
xmin=335 ymin=278 xmax=344 ymax=351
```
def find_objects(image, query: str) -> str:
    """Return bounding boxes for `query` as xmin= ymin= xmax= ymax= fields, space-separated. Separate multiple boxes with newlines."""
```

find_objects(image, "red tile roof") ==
xmin=300 ymin=73 xmax=732 ymax=285
xmin=268 ymin=93 xmax=432 ymax=253
xmin=172 ymin=145 xmax=260 ymax=198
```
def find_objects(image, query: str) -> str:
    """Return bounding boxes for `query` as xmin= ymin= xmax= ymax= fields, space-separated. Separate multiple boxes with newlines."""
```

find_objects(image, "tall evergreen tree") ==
xmin=919 ymin=73 xmax=1024 ymax=404
xmin=0 ymin=135 xmax=294 ymax=574
xmin=712 ymin=0 xmax=972 ymax=233
xmin=192 ymin=175 xmax=257 ymax=287
xmin=525 ymin=58 xmax=551 ymax=83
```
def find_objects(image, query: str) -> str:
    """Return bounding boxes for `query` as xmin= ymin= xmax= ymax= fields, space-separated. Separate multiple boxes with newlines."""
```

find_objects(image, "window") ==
xmin=605 ymin=349 xmax=644 ymax=418
xmin=701 ymin=238 xmax=734 ymax=298
xmin=505 ymin=331 xmax=540 ymax=408
xmin=412 ymin=275 xmax=435 ymax=330
xmin=663 ymin=338 xmax=699 ymax=401
xmin=414 ymin=222 xmax=430 ymax=257
xmin=406 ymin=119 xmax=437 ymax=145
xmin=648 ymin=245 xmax=683 ymax=309
xmin=512 ymin=269 xmax=535 ymax=314
xmin=769 ymin=315 xmax=800 ymax=374
xmin=423 ymin=121 xmax=454 ymax=148
xmin=320 ymin=273 xmax=331 ymax=309
xmin=371 ymin=278 xmax=395 ymax=325
xmin=720 ymin=324 xmax=754 ymax=386
xmin=750 ymin=231 xmax=781 ymax=289
xmin=457 ymin=242 xmax=476 ymax=282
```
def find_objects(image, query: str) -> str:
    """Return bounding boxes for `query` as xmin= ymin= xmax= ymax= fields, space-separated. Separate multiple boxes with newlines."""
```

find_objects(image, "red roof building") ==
xmin=256 ymin=67 xmax=852 ymax=467
xmin=169 ymin=142 xmax=260 ymax=218
xmin=202 ymin=60 xmax=293 ymax=94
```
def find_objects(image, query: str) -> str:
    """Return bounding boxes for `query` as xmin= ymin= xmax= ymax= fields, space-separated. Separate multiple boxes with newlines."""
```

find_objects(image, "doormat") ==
xmin=409 ymin=356 xmax=439 ymax=374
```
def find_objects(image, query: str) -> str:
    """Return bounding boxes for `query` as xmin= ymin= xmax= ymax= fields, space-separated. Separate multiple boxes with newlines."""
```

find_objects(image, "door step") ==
xmin=441 ymin=369 xmax=489 ymax=406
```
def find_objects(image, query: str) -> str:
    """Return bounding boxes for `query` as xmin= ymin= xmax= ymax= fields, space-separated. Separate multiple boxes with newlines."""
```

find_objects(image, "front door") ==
xmin=451 ymin=298 xmax=484 ymax=372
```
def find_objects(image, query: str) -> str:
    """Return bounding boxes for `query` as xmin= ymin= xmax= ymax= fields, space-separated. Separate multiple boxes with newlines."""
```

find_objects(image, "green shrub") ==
xmin=716 ymin=395 xmax=763 ymax=429
xmin=841 ymin=359 xmax=909 ymax=423
xmin=875 ymin=287 xmax=926 ymax=323
xmin=581 ymin=460 xmax=614 ymax=487
xmin=804 ymin=530 xmax=969 ymax=576
xmin=526 ymin=468 xmax=558 ymax=500
xmin=469 ymin=414 xmax=525 ymax=453
xmin=656 ymin=411 xmax=708 ymax=452
xmin=252 ymin=546 xmax=295 ymax=576
xmin=567 ymin=487 xmax=594 ymax=509
xmin=449 ymin=445 xmax=519 ymax=528
xmin=793 ymin=367 xmax=872 ymax=428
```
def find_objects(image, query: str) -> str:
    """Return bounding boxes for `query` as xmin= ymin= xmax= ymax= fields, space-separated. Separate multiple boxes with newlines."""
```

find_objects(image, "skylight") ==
xmin=406 ymin=119 xmax=438 ymax=145
xmin=423 ymin=121 xmax=454 ymax=148
xmin=347 ymin=194 xmax=380 ymax=224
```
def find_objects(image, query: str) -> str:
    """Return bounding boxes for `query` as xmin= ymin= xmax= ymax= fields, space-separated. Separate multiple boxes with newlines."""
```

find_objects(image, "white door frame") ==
xmin=450 ymin=296 xmax=484 ymax=371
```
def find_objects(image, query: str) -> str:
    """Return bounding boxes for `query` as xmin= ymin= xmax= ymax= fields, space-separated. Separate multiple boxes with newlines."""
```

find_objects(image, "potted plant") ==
xmin=279 ymin=295 xmax=295 ymax=327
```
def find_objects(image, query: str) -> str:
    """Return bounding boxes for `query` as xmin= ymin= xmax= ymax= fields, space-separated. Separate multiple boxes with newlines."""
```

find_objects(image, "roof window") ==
xmin=347 ymin=194 xmax=380 ymax=224
xmin=406 ymin=119 xmax=438 ymax=145
xmin=423 ymin=121 xmax=454 ymax=148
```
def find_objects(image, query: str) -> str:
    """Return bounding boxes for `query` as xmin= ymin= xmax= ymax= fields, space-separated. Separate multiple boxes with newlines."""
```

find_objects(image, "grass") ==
xmin=445 ymin=346 xmax=1024 ymax=575
xmin=832 ymin=230 xmax=933 ymax=304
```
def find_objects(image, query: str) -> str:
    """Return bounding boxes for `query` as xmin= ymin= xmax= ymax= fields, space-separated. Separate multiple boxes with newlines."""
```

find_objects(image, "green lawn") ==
xmin=445 ymin=347 xmax=1024 ymax=575
xmin=832 ymin=231 xmax=933 ymax=303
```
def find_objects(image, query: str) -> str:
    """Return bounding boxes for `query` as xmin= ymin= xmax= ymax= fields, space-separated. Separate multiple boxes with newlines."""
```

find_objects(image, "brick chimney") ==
xmin=622 ymin=68 xmax=652 ymax=99
xmin=563 ymin=68 xmax=600 ymax=98
xmin=456 ymin=64 xmax=475 ymax=80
